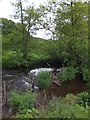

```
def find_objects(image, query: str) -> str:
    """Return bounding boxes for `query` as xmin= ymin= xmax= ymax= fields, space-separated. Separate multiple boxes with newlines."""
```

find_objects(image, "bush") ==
xmin=26 ymin=53 xmax=50 ymax=67
xmin=9 ymin=90 xmax=36 ymax=112
xmin=57 ymin=66 xmax=77 ymax=82
xmin=14 ymin=108 xmax=39 ymax=118
xmin=65 ymin=93 xmax=76 ymax=104
xmin=36 ymin=71 xmax=52 ymax=90
xmin=38 ymin=95 xmax=88 ymax=118
xmin=82 ymin=67 xmax=89 ymax=82
xmin=76 ymin=92 xmax=89 ymax=108
xmin=2 ymin=50 xmax=23 ymax=67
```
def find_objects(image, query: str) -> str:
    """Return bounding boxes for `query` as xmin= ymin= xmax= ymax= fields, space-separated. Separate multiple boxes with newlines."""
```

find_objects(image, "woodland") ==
xmin=1 ymin=0 xmax=89 ymax=119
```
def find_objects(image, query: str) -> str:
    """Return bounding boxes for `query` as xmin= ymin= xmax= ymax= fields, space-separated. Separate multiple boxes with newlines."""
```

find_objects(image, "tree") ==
xmin=11 ymin=0 xmax=40 ymax=58
xmin=11 ymin=0 xmax=27 ymax=57
xmin=24 ymin=5 xmax=40 ymax=54
xmin=54 ymin=0 xmax=88 ymax=68
xmin=38 ymin=0 xmax=60 ymax=39
xmin=38 ymin=0 xmax=88 ymax=78
xmin=55 ymin=0 xmax=88 ymax=39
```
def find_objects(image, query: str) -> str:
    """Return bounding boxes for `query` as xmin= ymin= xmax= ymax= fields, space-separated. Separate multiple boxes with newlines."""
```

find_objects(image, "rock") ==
xmin=13 ymin=80 xmax=30 ymax=91
xmin=7 ymin=76 xmax=39 ymax=92
xmin=7 ymin=76 xmax=30 ymax=91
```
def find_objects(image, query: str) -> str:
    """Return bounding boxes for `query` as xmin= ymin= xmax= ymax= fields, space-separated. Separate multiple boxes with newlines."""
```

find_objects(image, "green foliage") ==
xmin=82 ymin=67 xmax=89 ymax=82
xmin=11 ymin=0 xmax=41 ymax=57
xmin=36 ymin=71 xmax=52 ymax=90
xmin=26 ymin=52 xmax=49 ymax=67
xmin=54 ymin=1 xmax=88 ymax=73
xmin=65 ymin=93 xmax=76 ymax=104
xmin=2 ymin=18 xmax=23 ymax=51
xmin=14 ymin=108 xmax=39 ymax=118
xmin=55 ymin=1 xmax=88 ymax=39
xmin=9 ymin=90 xmax=36 ymax=112
xmin=2 ymin=18 xmax=16 ymax=35
xmin=57 ymin=66 xmax=77 ymax=82
xmin=38 ymin=94 xmax=88 ymax=118
xmin=2 ymin=0 xmax=88 ymax=74
xmin=2 ymin=51 xmax=23 ymax=67
xmin=76 ymin=92 xmax=89 ymax=108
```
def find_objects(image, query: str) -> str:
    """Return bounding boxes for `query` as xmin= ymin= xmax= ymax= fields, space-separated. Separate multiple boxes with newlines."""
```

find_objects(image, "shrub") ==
xmin=76 ymin=92 xmax=89 ymax=108
xmin=14 ymin=108 xmax=39 ymax=118
xmin=9 ymin=90 xmax=36 ymax=112
xmin=2 ymin=50 xmax=23 ymax=67
xmin=36 ymin=71 xmax=52 ymax=90
xmin=82 ymin=67 xmax=89 ymax=82
xmin=57 ymin=66 xmax=77 ymax=82
xmin=38 ymin=95 xmax=88 ymax=118
xmin=65 ymin=93 xmax=76 ymax=104
xmin=26 ymin=53 xmax=50 ymax=67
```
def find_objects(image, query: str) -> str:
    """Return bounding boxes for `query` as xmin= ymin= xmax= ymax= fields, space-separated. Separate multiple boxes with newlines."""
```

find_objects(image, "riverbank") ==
xmin=2 ymin=68 xmax=89 ymax=118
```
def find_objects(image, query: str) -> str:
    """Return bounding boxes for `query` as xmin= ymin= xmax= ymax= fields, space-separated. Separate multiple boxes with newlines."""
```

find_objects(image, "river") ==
xmin=2 ymin=68 xmax=88 ymax=118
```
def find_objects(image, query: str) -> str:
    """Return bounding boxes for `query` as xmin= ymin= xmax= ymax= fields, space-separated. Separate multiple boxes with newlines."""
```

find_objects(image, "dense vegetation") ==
xmin=9 ymin=90 xmax=36 ymax=112
xmin=38 ymin=94 xmax=89 ymax=118
xmin=1 ymin=18 xmax=64 ymax=68
xmin=1 ymin=0 xmax=89 ymax=118
xmin=36 ymin=71 xmax=52 ymax=90
xmin=1 ymin=0 xmax=88 ymax=80
xmin=1 ymin=0 xmax=88 ymax=70
xmin=9 ymin=90 xmax=89 ymax=118
xmin=57 ymin=66 xmax=78 ymax=82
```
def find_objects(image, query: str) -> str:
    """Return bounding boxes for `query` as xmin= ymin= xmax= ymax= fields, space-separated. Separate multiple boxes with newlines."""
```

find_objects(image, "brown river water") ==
xmin=36 ymin=76 xmax=88 ymax=107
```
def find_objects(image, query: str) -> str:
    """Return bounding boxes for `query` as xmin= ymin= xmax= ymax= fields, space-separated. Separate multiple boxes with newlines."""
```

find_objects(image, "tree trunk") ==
xmin=20 ymin=0 xmax=27 ymax=58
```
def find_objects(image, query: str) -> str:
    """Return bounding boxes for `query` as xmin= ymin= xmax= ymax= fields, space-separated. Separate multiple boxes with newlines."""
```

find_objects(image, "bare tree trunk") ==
xmin=71 ymin=0 xmax=75 ymax=37
xmin=3 ymin=81 xmax=7 ymax=104
xmin=20 ymin=0 xmax=27 ymax=58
